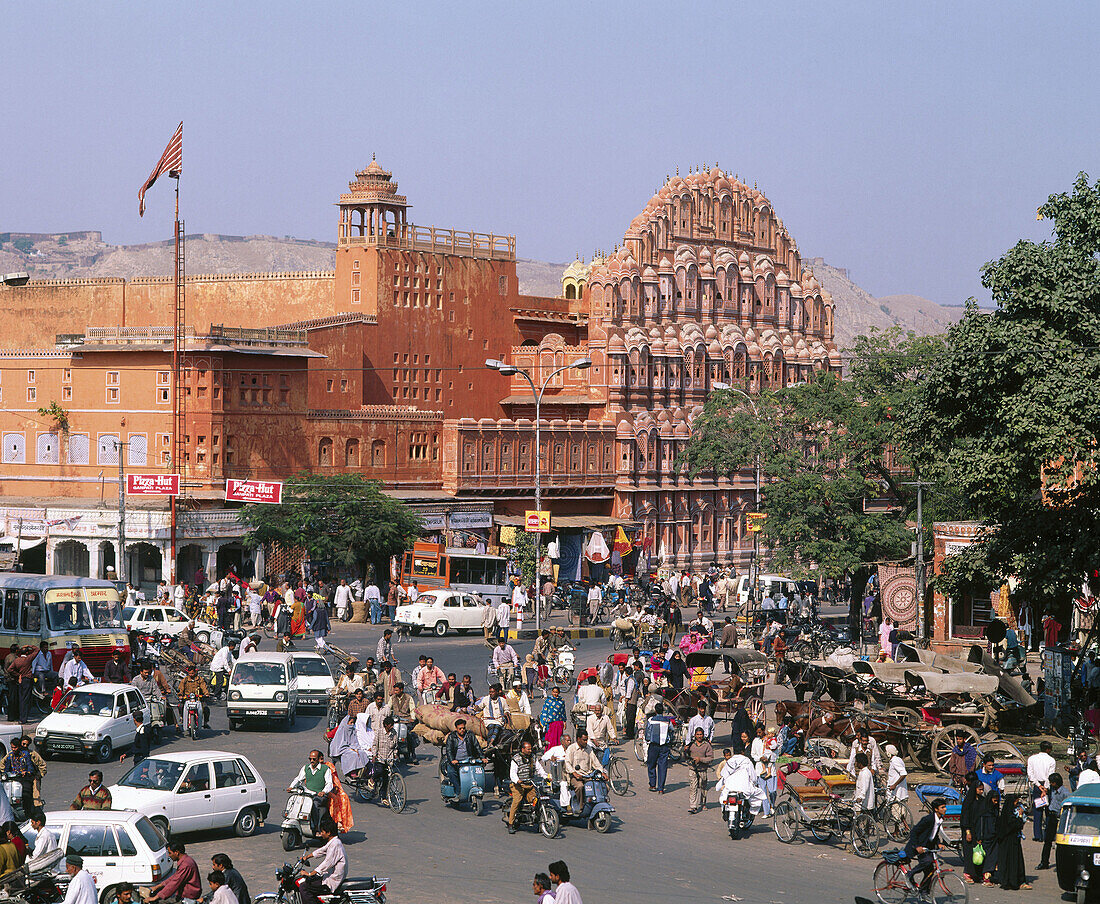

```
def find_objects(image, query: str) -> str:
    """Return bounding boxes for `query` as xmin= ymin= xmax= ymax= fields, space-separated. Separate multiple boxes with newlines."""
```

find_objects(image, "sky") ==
xmin=2 ymin=1 xmax=1098 ymax=305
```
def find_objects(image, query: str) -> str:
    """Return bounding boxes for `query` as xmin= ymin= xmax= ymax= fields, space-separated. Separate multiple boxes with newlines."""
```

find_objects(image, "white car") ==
xmin=35 ymin=683 xmax=150 ymax=762
xmin=123 ymin=604 xmax=223 ymax=646
xmin=108 ymin=750 xmax=269 ymax=838
xmin=395 ymin=588 xmax=489 ymax=636
xmin=23 ymin=810 xmax=171 ymax=900
xmin=291 ymin=652 xmax=334 ymax=708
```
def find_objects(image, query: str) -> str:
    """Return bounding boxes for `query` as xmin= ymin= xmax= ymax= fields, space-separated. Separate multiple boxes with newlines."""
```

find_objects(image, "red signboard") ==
xmin=225 ymin=479 xmax=283 ymax=505
xmin=126 ymin=474 xmax=180 ymax=496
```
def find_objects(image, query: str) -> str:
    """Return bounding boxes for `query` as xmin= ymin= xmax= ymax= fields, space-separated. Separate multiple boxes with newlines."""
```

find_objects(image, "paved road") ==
xmin=33 ymin=622 xmax=1056 ymax=904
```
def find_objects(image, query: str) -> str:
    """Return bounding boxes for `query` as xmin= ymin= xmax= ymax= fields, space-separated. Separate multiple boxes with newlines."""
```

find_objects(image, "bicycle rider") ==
xmin=904 ymin=797 xmax=948 ymax=891
xmin=491 ymin=637 xmax=520 ymax=687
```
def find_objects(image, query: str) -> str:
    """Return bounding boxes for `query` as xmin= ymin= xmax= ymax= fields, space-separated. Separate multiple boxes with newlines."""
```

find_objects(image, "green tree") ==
xmin=913 ymin=172 xmax=1100 ymax=619
xmin=237 ymin=472 xmax=422 ymax=576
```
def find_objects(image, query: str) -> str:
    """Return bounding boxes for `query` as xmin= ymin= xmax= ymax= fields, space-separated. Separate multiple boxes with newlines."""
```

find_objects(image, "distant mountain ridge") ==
xmin=0 ymin=231 xmax=961 ymax=344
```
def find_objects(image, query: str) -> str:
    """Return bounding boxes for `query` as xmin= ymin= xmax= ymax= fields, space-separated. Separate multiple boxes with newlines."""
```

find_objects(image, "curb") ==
xmin=507 ymin=626 xmax=611 ymax=641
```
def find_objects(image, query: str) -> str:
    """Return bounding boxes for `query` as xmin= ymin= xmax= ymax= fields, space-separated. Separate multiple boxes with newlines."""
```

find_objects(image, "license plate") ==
xmin=51 ymin=742 xmax=79 ymax=750
xmin=1066 ymin=834 xmax=1094 ymax=846
xmin=245 ymin=710 xmax=267 ymax=716
xmin=1093 ymin=853 xmax=1100 ymax=866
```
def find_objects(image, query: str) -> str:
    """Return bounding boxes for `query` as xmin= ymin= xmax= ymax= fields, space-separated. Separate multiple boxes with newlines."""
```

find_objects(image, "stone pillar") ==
xmin=204 ymin=545 xmax=218 ymax=586
xmin=88 ymin=542 xmax=103 ymax=581
xmin=160 ymin=544 xmax=173 ymax=588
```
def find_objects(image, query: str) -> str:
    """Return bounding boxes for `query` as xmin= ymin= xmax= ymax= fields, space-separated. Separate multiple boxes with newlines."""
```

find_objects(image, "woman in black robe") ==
xmin=958 ymin=772 xmax=982 ymax=883
xmin=995 ymin=793 xmax=1031 ymax=890
xmin=977 ymin=786 xmax=1000 ymax=886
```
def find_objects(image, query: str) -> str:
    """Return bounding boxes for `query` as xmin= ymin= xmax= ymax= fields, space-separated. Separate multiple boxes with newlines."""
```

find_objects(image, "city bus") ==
xmin=399 ymin=542 xmax=509 ymax=599
xmin=0 ymin=575 xmax=129 ymax=674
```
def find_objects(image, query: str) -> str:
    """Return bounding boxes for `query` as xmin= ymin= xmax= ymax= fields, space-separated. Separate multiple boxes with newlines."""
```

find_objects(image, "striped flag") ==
xmin=138 ymin=122 xmax=183 ymax=216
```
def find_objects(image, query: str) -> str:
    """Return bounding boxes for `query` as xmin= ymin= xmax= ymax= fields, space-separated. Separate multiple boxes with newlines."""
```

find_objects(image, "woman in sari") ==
xmin=539 ymin=685 xmax=567 ymax=748
xmin=291 ymin=594 xmax=306 ymax=636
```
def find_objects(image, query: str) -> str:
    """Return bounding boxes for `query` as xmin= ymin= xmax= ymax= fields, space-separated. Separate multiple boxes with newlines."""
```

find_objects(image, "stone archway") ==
xmin=125 ymin=542 xmax=162 ymax=596
xmin=54 ymin=540 xmax=89 ymax=577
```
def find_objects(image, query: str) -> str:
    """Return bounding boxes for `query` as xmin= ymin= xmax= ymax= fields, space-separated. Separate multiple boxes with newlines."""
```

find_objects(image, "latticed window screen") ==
xmin=67 ymin=434 xmax=90 ymax=465
xmin=2 ymin=434 xmax=25 ymax=464
xmin=36 ymin=433 xmax=59 ymax=465
xmin=128 ymin=434 xmax=148 ymax=466
xmin=98 ymin=434 xmax=120 ymax=466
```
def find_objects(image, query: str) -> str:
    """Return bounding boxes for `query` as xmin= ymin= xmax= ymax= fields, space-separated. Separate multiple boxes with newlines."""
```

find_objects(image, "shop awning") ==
xmin=492 ymin=514 xmax=635 ymax=529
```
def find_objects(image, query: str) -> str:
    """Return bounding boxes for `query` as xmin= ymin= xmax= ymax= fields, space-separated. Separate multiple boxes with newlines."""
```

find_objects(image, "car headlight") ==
xmin=34 ymin=728 xmax=46 ymax=739
xmin=228 ymin=690 xmax=241 ymax=701
xmin=274 ymin=692 xmax=287 ymax=702
xmin=82 ymin=731 xmax=98 ymax=741
xmin=1083 ymin=869 xmax=1092 ymax=882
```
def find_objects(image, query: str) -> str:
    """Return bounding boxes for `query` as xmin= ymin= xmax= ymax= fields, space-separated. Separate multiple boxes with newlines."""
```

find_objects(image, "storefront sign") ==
xmin=525 ymin=510 xmax=551 ymax=532
xmin=126 ymin=474 xmax=180 ymax=496
xmin=225 ymin=479 xmax=283 ymax=505
xmin=448 ymin=510 xmax=492 ymax=530
xmin=419 ymin=513 xmax=447 ymax=531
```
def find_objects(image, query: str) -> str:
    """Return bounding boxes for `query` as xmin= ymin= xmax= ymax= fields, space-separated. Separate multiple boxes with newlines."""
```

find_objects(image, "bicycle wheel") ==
xmin=352 ymin=773 xmax=371 ymax=803
xmin=929 ymin=870 xmax=968 ymax=904
xmin=806 ymin=803 xmax=836 ymax=841
xmin=773 ymin=800 xmax=800 ymax=843
xmin=850 ymin=812 xmax=880 ymax=858
xmin=609 ymin=756 xmax=630 ymax=796
xmin=882 ymin=800 xmax=912 ymax=843
xmin=634 ymin=735 xmax=647 ymax=763
xmin=387 ymin=771 xmax=407 ymax=814
xmin=872 ymin=860 xmax=910 ymax=904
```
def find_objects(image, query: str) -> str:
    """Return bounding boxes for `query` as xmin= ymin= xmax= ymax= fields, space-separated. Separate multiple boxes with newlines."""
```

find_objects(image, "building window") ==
xmin=106 ymin=387 xmax=119 ymax=404
xmin=344 ymin=439 xmax=359 ymax=467
xmin=340 ymin=379 xmax=348 ymax=393
xmin=128 ymin=434 xmax=148 ymax=466
xmin=371 ymin=440 xmax=385 ymax=467
xmin=67 ymin=433 xmax=89 ymax=465
xmin=158 ymin=388 xmax=169 ymax=403
xmin=156 ymin=371 xmax=169 ymax=386
xmin=2 ymin=433 xmax=25 ymax=464
xmin=97 ymin=434 xmax=120 ymax=465
xmin=409 ymin=432 xmax=429 ymax=461
xmin=26 ymin=387 xmax=36 ymax=403
xmin=498 ymin=275 xmax=507 ymax=295
xmin=36 ymin=433 xmax=59 ymax=465
xmin=62 ymin=369 xmax=71 ymax=383
xmin=106 ymin=371 xmax=119 ymax=385
xmin=326 ymin=380 xmax=334 ymax=392
xmin=352 ymin=289 xmax=360 ymax=304
xmin=318 ymin=437 xmax=333 ymax=467
xmin=26 ymin=370 xmax=35 ymax=384
xmin=60 ymin=385 xmax=71 ymax=402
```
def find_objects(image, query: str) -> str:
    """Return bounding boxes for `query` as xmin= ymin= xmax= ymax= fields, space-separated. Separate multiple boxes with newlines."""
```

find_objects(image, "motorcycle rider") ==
xmin=563 ymin=730 xmax=606 ymax=813
xmin=288 ymin=749 xmax=333 ymax=833
xmin=443 ymin=718 xmax=487 ymax=793
xmin=298 ymin=818 xmax=346 ymax=904
xmin=387 ymin=682 xmax=417 ymax=763
xmin=178 ymin=664 xmax=211 ymax=729
xmin=507 ymin=738 xmax=548 ymax=834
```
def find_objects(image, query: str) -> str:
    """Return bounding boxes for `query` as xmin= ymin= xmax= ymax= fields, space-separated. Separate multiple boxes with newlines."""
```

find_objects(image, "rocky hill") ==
xmin=0 ymin=232 xmax=961 ymax=344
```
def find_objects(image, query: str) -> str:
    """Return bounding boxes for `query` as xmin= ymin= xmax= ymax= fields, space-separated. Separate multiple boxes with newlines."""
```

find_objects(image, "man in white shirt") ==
xmin=301 ymin=819 xmax=346 ymax=894
xmin=511 ymin=581 xmax=528 ymax=613
xmin=247 ymin=589 xmax=263 ymax=627
xmin=548 ymin=862 xmax=583 ymax=904
xmin=60 ymin=650 xmax=93 ymax=687
xmin=686 ymin=702 xmax=715 ymax=742
xmin=576 ymin=675 xmax=604 ymax=711
xmin=173 ymin=583 xmax=186 ymax=608
xmin=585 ymin=703 xmax=617 ymax=747
xmin=586 ymin=584 xmax=602 ymax=623
xmin=885 ymin=743 xmax=909 ymax=802
xmin=407 ymin=582 xmax=420 ymax=604
xmin=1028 ymin=740 xmax=1057 ymax=841
xmin=495 ymin=597 xmax=511 ymax=642
xmin=491 ymin=638 xmax=519 ymax=684
xmin=333 ymin=580 xmax=353 ymax=622
xmin=208 ymin=642 xmax=237 ymax=701
xmin=208 ymin=869 xmax=238 ymax=904
xmin=29 ymin=811 xmax=58 ymax=858
xmin=62 ymin=855 xmax=97 ymax=904
xmin=364 ymin=582 xmax=382 ymax=624
xmin=846 ymin=728 xmax=883 ymax=776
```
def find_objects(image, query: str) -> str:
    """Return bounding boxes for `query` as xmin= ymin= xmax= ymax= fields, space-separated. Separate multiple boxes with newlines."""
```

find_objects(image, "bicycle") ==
xmin=598 ymin=746 xmax=631 ymax=796
xmin=872 ymin=849 xmax=968 ymax=904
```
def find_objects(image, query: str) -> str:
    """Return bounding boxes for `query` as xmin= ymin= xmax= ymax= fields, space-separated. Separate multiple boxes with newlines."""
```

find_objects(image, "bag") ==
xmin=971 ymin=842 xmax=985 ymax=866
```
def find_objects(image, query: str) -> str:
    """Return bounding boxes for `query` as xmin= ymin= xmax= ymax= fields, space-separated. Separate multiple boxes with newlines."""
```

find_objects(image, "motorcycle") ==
xmin=0 ymin=848 xmax=66 ymax=904
xmin=182 ymin=694 xmax=203 ymax=741
xmin=502 ymin=780 xmax=560 ymax=838
xmin=255 ymin=857 xmax=387 ymax=904
xmin=721 ymin=789 xmax=755 ymax=839
xmin=281 ymin=782 xmax=327 ymax=851
xmin=439 ymin=756 xmax=486 ymax=815
xmin=555 ymin=771 xmax=614 ymax=833
xmin=2 ymin=771 xmax=27 ymax=822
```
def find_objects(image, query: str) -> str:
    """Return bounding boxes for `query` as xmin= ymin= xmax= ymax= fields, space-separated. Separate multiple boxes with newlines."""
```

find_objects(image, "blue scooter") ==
xmin=440 ymin=757 xmax=486 ymax=816
xmin=557 ymin=771 xmax=615 ymax=832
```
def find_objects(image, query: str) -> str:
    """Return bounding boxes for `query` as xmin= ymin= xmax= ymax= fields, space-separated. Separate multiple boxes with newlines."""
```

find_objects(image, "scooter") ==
xmin=502 ymin=781 xmax=560 ymax=838
xmin=556 ymin=771 xmax=614 ymax=833
xmin=182 ymin=694 xmax=203 ymax=740
xmin=439 ymin=756 xmax=486 ymax=815
xmin=263 ymin=857 xmax=388 ymax=904
xmin=721 ymin=789 xmax=755 ymax=839
xmin=281 ymin=782 xmax=326 ymax=851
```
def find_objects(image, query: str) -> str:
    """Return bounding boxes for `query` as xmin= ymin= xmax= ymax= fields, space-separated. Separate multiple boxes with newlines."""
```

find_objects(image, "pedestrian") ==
xmin=1026 ymin=740 xmax=1055 ymax=842
xmin=959 ymin=772 xmax=982 ymax=884
xmin=28 ymin=811 xmax=57 ymax=859
xmin=1037 ymin=773 xmax=1068 ymax=871
xmin=547 ymin=861 xmax=582 ymax=904
xmin=311 ymin=595 xmax=331 ymax=649
xmin=62 ymin=854 xmax=97 ymax=904
xmin=685 ymin=727 xmax=713 ymax=814
xmin=994 ymin=794 xmax=1031 ymax=890
xmin=22 ymin=737 xmax=46 ymax=807
xmin=533 ymin=872 xmax=556 ymax=904
xmin=70 ymin=770 xmax=111 ymax=810
xmin=211 ymin=854 xmax=250 ymax=904
xmin=645 ymin=703 xmax=673 ymax=793
xmin=333 ymin=579 xmax=352 ymax=623
xmin=885 ymin=743 xmax=908 ymax=802
xmin=122 ymin=711 xmax=151 ymax=764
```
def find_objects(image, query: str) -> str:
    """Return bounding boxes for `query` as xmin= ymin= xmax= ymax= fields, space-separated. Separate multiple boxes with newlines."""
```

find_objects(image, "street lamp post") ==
xmin=486 ymin=356 xmax=592 ymax=632
xmin=712 ymin=382 xmax=761 ymax=618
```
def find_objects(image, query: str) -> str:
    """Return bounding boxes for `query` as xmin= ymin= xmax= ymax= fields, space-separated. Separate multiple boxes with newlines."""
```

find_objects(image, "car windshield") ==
xmin=91 ymin=600 xmax=124 ymax=629
xmin=122 ymin=607 xmax=137 ymax=621
xmin=135 ymin=815 xmax=166 ymax=849
xmin=61 ymin=692 xmax=116 ymax=717
xmin=119 ymin=759 xmax=186 ymax=792
xmin=231 ymin=662 xmax=286 ymax=686
xmin=1063 ymin=804 xmax=1100 ymax=835
xmin=294 ymin=658 xmax=331 ymax=678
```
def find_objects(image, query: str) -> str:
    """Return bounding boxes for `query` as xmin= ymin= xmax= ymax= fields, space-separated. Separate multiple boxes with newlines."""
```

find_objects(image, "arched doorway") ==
xmin=54 ymin=540 xmax=89 ymax=577
xmin=177 ymin=545 xmax=204 ymax=589
xmin=98 ymin=541 xmax=116 ymax=581
xmin=217 ymin=544 xmax=245 ymax=581
xmin=125 ymin=542 xmax=162 ymax=597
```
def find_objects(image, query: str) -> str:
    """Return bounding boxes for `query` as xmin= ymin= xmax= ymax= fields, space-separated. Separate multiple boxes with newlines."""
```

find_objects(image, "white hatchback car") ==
xmin=35 ymin=683 xmax=150 ymax=762
xmin=23 ymin=809 xmax=171 ymax=901
xmin=123 ymin=605 xmax=223 ymax=646
xmin=290 ymin=652 xmax=334 ymax=708
xmin=108 ymin=750 xmax=269 ymax=838
xmin=395 ymin=588 xmax=489 ymax=636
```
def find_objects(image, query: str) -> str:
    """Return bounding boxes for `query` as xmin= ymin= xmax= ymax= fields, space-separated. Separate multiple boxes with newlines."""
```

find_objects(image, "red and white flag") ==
xmin=138 ymin=121 xmax=183 ymax=216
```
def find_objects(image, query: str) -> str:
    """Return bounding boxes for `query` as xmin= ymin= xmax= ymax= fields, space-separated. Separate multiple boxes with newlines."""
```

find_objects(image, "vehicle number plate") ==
xmin=245 ymin=710 xmax=267 ymax=716
xmin=1093 ymin=852 xmax=1100 ymax=866
xmin=51 ymin=742 xmax=78 ymax=750
xmin=1066 ymin=834 xmax=1093 ymax=846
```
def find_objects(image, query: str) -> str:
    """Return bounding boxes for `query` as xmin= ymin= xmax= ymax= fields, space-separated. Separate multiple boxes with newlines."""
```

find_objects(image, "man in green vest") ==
xmin=288 ymin=749 xmax=333 ymax=832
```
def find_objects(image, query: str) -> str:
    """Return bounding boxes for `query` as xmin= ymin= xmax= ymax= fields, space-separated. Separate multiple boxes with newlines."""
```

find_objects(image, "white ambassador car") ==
xmin=109 ymin=750 xmax=269 ymax=838
xmin=395 ymin=588 xmax=488 ymax=636
xmin=123 ymin=604 xmax=223 ymax=646
xmin=35 ymin=683 xmax=150 ymax=762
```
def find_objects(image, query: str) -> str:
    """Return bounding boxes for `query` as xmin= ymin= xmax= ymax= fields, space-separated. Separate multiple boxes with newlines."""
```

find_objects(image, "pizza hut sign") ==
xmin=225 ymin=479 xmax=283 ymax=505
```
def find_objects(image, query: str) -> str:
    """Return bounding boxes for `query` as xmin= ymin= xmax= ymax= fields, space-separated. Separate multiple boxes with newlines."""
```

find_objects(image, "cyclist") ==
xmin=491 ymin=638 xmax=519 ymax=686
xmin=903 ymin=797 xmax=948 ymax=891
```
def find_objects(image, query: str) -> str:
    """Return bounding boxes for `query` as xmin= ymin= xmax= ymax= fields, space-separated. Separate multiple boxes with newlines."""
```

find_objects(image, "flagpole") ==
xmin=170 ymin=176 xmax=180 ymax=585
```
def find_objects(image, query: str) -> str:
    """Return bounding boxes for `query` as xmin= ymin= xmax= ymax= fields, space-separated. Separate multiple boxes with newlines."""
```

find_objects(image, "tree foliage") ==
xmin=683 ymin=329 xmax=960 ymax=580
xmin=913 ymin=172 xmax=1100 ymax=615
xmin=237 ymin=472 xmax=423 ymax=574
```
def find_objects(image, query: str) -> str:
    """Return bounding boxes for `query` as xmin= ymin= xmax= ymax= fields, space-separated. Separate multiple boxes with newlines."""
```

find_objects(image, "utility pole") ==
xmin=904 ymin=479 xmax=932 ymax=641
xmin=116 ymin=439 xmax=127 ymax=584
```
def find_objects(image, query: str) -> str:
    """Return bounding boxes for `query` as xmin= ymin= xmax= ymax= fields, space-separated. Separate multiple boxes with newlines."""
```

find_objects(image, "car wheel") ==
xmin=228 ymin=719 xmax=237 ymax=732
xmin=234 ymin=807 xmax=259 ymax=837
xmin=94 ymin=738 xmax=113 ymax=763
xmin=434 ymin=621 xmax=449 ymax=637
xmin=151 ymin=816 xmax=170 ymax=840
xmin=196 ymin=631 xmax=210 ymax=645
xmin=99 ymin=886 xmax=120 ymax=904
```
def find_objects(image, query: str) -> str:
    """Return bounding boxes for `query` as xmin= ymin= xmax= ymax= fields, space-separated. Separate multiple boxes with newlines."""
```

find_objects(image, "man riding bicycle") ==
xmin=491 ymin=638 xmax=520 ymax=686
xmin=904 ymin=797 xmax=948 ymax=891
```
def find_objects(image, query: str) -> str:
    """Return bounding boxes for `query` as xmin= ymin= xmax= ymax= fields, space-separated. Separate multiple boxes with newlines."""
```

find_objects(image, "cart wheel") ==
xmin=976 ymin=739 xmax=1024 ymax=763
xmin=932 ymin=724 xmax=979 ymax=775
xmin=745 ymin=696 xmax=765 ymax=725
xmin=883 ymin=706 xmax=922 ymax=727
xmin=773 ymin=800 xmax=799 ymax=843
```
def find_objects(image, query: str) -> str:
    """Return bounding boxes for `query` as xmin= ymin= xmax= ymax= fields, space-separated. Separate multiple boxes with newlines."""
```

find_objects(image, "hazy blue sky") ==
xmin=3 ymin=2 xmax=1097 ymax=304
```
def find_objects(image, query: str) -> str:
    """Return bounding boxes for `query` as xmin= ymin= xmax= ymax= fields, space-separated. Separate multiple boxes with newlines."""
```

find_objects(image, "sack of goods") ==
xmin=412 ymin=723 xmax=447 ymax=746
xmin=613 ymin=618 xmax=634 ymax=631
xmin=508 ymin=712 xmax=531 ymax=731
xmin=415 ymin=703 xmax=487 ymax=739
